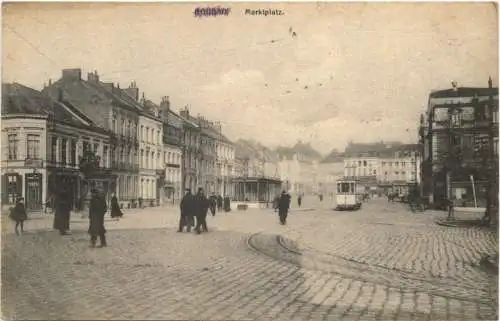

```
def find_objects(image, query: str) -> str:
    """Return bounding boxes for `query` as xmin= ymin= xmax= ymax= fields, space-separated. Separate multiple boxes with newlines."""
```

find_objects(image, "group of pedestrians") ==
xmin=9 ymin=189 xmax=118 ymax=249
xmin=179 ymin=187 xmax=225 ymax=234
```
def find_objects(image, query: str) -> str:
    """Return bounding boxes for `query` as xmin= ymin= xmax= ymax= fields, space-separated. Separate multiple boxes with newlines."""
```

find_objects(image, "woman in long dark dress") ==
xmin=53 ymin=191 xmax=71 ymax=235
xmin=9 ymin=197 xmax=27 ymax=235
xmin=110 ymin=194 xmax=123 ymax=220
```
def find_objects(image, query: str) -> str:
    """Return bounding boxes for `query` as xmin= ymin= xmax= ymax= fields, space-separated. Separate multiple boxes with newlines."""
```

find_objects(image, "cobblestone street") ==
xmin=2 ymin=199 xmax=498 ymax=320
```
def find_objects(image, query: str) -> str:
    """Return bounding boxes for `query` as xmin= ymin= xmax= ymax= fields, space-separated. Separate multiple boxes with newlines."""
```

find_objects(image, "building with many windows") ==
xmin=1 ymin=83 xmax=112 ymax=212
xmin=420 ymin=80 xmax=498 ymax=208
xmin=214 ymin=124 xmax=235 ymax=197
xmin=178 ymin=107 xmax=201 ymax=192
xmin=343 ymin=144 xmax=420 ymax=196
xmin=159 ymin=96 xmax=183 ymax=203
xmin=137 ymin=94 xmax=163 ymax=206
xmin=44 ymin=69 xmax=140 ymax=208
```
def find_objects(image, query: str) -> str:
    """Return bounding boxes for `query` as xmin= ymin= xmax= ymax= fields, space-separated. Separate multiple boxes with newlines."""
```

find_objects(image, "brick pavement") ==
xmin=1 ymin=199 xmax=498 ymax=320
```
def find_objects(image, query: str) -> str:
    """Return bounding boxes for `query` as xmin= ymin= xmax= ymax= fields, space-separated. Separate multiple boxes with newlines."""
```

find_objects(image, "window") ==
xmin=61 ymin=138 xmax=67 ymax=165
xmin=338 ymin=182 xmax=352 ymax=193
xmin=363 ymin=160 xmax=367 ymax=166
xmin=103 ymin=146 xmax=108 ymax=167
xmin=26 ymin=134 xmax=40 ymax=159
xmin=451 ymin=109 xmax=462 ymax=127
xmin=140 ymin=149 xmax=144 ymax=168
xmin=112 ymin=113 xmax=117 ymax=133
xmin=146 ymin=151 xmax=149 ymax=169
xmin=121 ymin=119 xmax=126 ymax=136
xmin=70 ymin=140 xmax=76 ymax=165
xmin=7 ymin=134 xmax=18 ymax=160
xmin=83 ymin=141 xmax=90 ymax=154
xmin=94 ymin=143 xmax=99 ymax=153
xmin=141 ymin=125 xmax=144 ymax=141
xmin=128 ymin=121 xmax=132 ymax=137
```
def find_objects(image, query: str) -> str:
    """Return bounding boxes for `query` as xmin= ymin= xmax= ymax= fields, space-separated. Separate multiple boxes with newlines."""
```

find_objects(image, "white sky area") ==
xmin=2 ymin=3 xmax=498 ymax=154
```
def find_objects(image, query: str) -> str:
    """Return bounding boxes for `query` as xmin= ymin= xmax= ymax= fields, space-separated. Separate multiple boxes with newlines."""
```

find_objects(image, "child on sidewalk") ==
xmin=9 ymin=197 xmax=27 ymax=235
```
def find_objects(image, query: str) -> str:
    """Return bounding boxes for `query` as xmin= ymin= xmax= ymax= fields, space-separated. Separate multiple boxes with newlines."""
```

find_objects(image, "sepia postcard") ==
xmin=1 ymin=2 xmax=498 ymax=320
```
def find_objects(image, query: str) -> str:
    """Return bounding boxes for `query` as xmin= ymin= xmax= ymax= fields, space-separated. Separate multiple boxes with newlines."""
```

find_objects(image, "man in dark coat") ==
xmin=209 ymin=193 xmax=217 ymax=216
xmin=179 ymin=188 xmax=195 ymax=232
xmin=278 ymin=190 xmax=291 ymax=225
xmin=194 ymin=187 xmax=210 ymax=234
xmin=53 ymin=190 xmax=71 ymax=235
xmin=223 ymin=195 xmax=231 ymax=212
xmin=217 ymin=194 xmax=223 ymax=212
xmin=297 ymin=194 xmax=302 ymax=208
xmin=88 ymin=189 xmax=108 ymax=248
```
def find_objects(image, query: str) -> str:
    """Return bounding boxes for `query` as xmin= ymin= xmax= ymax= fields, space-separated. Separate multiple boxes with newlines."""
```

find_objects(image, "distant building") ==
xmin=316 ymin=160 xmax=345 ymax=199
xmin=343 ymin=144 xmax=420 ymax=195
xmin=178 ymin=107 xmax=201 ymax=192
xmin=420 ymin=80 xmax=499 ymax=208
xmin=137 ymin=93 xmax=163 ymax=206
xmin=159 ymin=96 xmax=183 ymax=203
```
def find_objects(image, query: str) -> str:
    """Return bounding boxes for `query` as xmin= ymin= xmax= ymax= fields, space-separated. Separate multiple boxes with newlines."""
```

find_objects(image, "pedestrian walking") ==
xmin=447 ymin=196 xmax=455 ymax=220
xmin=278 ymin=191 xmax=291 ymax=225
xmin=53 ymin=190 xmax=71 ymax=235
xmin=297 ymin=194 xmax=302 ymax=208
xmin=88 ymin=189 xmax=108 ymax=248
xmin=110 ymin=194 xmax=123 ymax=220
xmin=223 ymin=195 xmax=231 ymax=212
xmin=209 ymin=193 xmax=217 ymax=216
xmin=9 ymin=197 xmax=27 ymax=235
xmin=179 ymin=188 xmax=195 ymax=232
xmin=217 ymin=194 xmax=223 ymax=212
xmin=194 ymin=187 xmax=210 ymax=234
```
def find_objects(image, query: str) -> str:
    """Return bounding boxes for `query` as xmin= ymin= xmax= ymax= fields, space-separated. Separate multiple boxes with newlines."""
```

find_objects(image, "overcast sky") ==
xmin=3 ymin=2 xmax=498 ymax=154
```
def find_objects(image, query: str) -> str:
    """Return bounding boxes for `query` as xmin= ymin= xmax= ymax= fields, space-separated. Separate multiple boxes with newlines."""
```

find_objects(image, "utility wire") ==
xmin=4 ymin=23 xmax=58 ymax=66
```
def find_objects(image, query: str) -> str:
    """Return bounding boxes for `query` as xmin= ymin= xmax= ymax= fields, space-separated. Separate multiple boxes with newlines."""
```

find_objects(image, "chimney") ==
xmin=62 ymin=68 xmax=82 ymax=81
xmin=58 ymin=88 xmax=64 ymax=102
xmin=87 ymin=70 xmax=100 ymax=83
xmin=160 ymin=96 xmax=170 ymax=111
xmin=122 ymin=81 xmax=139 ymax=101
xmin=488 ymin=76 xmax=493 ymax=89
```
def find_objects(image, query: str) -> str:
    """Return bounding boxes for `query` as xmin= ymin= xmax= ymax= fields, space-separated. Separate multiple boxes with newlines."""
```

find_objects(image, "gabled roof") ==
xmin=178 ymin=114 xmax=200 ymax=129
xmin=2 ymin=82 xmax=92 ymax=128
xmin=430 ymin=87 xmax=498 ymax=99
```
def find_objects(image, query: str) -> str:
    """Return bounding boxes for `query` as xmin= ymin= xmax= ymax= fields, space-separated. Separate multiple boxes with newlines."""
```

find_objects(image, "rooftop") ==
xmin=2 ymin=82 xmax=94 ymax=129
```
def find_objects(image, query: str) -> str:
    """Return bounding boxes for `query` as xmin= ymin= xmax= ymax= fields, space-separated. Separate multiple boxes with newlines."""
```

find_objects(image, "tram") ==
xmin=335 ymin=178 xmax=363 ymax=211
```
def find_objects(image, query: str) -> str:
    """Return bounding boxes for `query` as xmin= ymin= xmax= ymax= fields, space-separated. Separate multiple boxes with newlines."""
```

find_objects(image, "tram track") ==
xmin=247 ymin=232 xmax=496 ymax=307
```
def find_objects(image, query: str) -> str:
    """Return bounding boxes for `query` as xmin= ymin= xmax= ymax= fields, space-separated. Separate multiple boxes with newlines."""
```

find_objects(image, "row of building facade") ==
xmin=1 ymin=68 xmax=235 ymax=212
